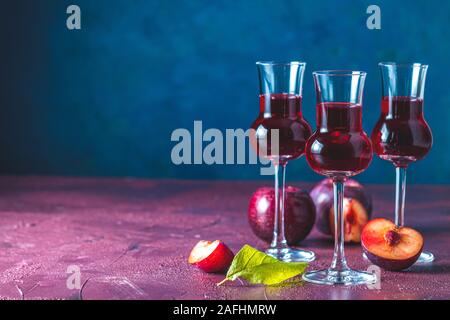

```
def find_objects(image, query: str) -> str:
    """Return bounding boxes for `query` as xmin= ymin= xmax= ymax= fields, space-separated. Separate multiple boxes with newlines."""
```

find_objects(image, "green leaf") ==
xmin=217 ymin=245 xmax=308 ymax=286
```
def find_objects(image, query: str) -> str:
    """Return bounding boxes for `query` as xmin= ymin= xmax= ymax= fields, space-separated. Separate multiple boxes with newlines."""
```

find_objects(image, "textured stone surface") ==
xmin=0 ymin=176 xmax=448 ymax=300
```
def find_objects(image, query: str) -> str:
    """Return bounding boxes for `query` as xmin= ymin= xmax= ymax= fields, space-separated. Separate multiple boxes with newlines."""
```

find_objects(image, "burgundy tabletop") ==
xmin=0 ymin=176 xmax=448 ymax=300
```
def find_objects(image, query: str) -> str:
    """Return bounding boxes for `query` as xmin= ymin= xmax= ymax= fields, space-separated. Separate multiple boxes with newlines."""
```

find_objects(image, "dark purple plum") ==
xmin=310 ymin=178 xmax=372 ymax=242
xmin=248 ymin=186 xmax=316 ymax=245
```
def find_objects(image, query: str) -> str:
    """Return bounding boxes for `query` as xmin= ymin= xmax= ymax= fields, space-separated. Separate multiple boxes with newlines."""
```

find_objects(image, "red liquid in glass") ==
xmin=371 ymin=96 xmax=432 ymax=166
xmin=251 ymin=94 xmax=312 ymax=160
xmin=306 ymin=102 xmax=372 ymax=177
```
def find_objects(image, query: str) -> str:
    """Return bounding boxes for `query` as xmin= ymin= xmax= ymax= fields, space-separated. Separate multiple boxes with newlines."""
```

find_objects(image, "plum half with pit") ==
xmin=310 ymin=178 xmax=372 ymax=243
xmin=361 ymin=218 xmax=424 ymax=271
xmin=248 ymin=186 xmax=316 ymax=245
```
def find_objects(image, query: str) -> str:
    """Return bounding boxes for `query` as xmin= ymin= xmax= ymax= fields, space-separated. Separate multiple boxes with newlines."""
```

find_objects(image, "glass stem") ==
xmin=270 ymin=160 xmax=288 ymax=250
xmin=329 ymin=177 xmax=348 ymax=272
xmin=395 ymin=166 xmax=407 ymax=227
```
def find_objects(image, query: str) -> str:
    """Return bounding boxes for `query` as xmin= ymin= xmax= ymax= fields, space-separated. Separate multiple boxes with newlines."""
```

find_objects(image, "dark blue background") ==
xmin=1 ymin=0 xmax=448 ymax=184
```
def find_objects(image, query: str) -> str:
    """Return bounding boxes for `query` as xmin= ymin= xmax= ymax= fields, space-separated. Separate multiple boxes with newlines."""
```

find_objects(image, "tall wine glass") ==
xmin=250 ymin=61 xmax=315 ymax=262
xmin=371 ymin=62 xmax=433 ymax=263
xmin=302 ymin=70 xmax=376 ymax=285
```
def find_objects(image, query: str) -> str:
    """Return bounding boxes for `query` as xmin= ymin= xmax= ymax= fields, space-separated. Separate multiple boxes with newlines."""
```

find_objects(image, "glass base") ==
xmin=416 ymin=251 xmax=434 ymax=264
xmin=265 ymin=247 xmax=316 ymax=262
xmin=363 ymin=251 xmax=434 ymax=264
xmin=302 ymin=268 xmax=377 ymax=286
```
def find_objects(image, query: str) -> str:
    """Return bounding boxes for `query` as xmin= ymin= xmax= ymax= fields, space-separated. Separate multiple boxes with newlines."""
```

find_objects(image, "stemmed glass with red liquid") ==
xmin=371 ymin=62 xmax=434 ymax=263
xmin=302 ymin=71 xmax=376 ymax=285
xmin=251 ymin=61 xmax=315 ymax=262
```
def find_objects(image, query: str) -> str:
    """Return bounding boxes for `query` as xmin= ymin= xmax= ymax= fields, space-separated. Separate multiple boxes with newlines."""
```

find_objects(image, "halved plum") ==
xmin=188 ymin=240 xmax=234 ymax=273
xmin=310 ymin=178 xmax=372 ymax=243
xmin=329 ymin=198 xmax=369 ymax=242
xmin=361 ymin=218 xmax=423 ymax=271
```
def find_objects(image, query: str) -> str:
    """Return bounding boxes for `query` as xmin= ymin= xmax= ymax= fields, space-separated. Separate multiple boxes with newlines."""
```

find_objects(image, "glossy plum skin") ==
xmin=248 ymin=186 xmax=316 ymax=245
xmin=362 ymin=247 xmax=422 ymax=271
xmin=309 ymin=178 xmax=372 ymax=236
